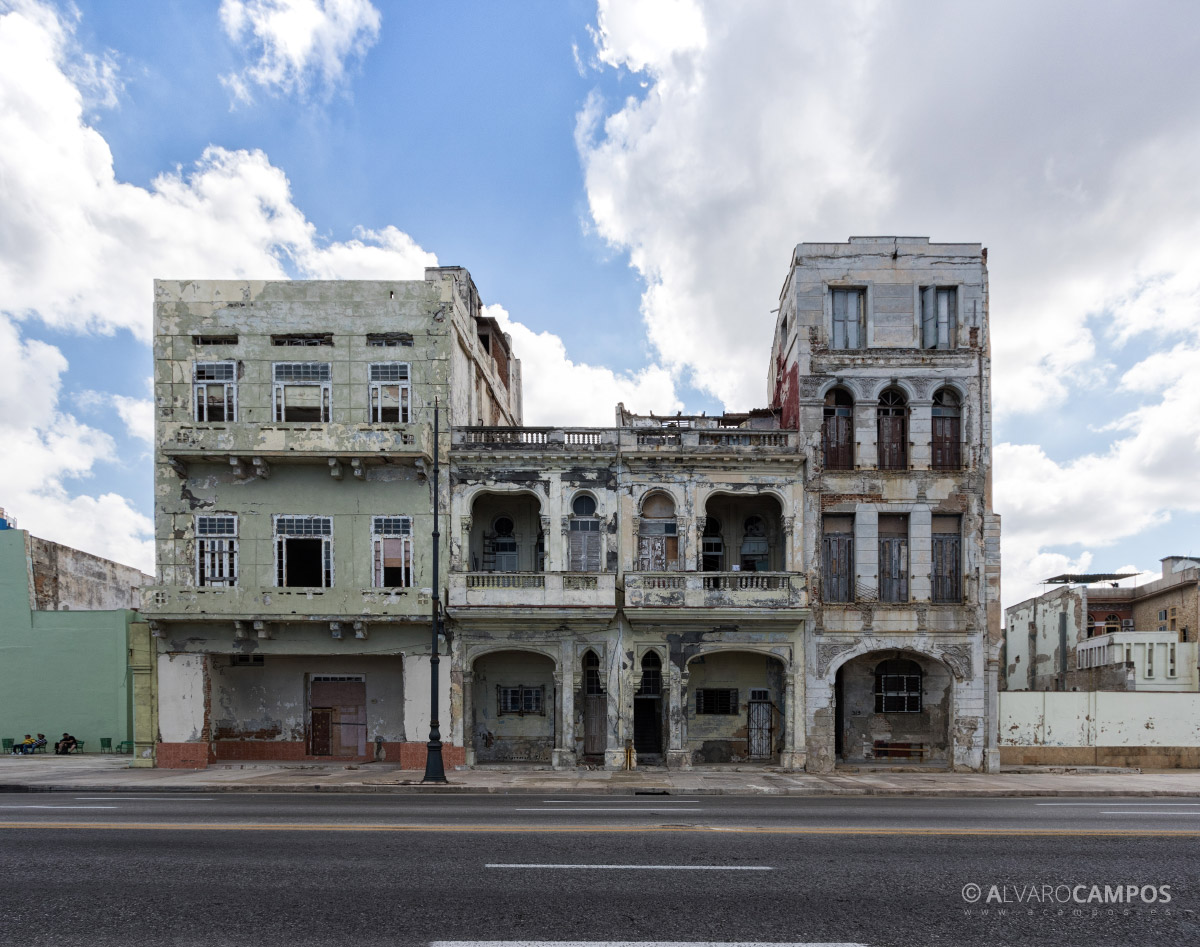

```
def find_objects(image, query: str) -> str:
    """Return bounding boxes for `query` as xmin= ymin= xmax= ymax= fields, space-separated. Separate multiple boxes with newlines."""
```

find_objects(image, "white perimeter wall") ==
xmin=1000 ymin=691 xmax=1200 ymax=747
xmin=158 ymin=653 xmax=206 ymax=742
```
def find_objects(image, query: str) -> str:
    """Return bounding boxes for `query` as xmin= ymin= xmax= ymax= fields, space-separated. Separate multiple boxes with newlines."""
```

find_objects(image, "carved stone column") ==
xmin=461 ymin=669 xmax=476 ymax=767
xmin=551 ymin=667 xmax=576 ymax=770
xmin=460 ymin=515 xmax=472 ymax=572
xmin=665 ymin=661 xmax=691 ymax=770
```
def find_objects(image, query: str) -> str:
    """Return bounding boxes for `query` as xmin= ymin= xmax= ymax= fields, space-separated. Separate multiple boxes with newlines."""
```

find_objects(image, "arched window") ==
xmin=823 ymin=388 xmax=854 ymax=470
xmin=702 ymin=517 xmax=723 ymax=572
xmin=931 ymin=388 xmax=962 ymax=470
xmin=874 ymin=658 xmax=922 ymax=713
xmin=1087 ymin=614 xmax=1097 ymax=637
xmin=1105 ymin=614 xmax=1122 ymax=635
xmin=583 ymin=650 xmax=604 ymax=695
xmin=637 ymin=494 xmax=678 ymax=571
xmin=877 ymin=389 xmax=908 ymax=470
xmin=489 ymin=516 xmax=518 ymax=572
xmin=569 ymin=494 xmax=601 ymax=572
xmin=638 ymin=651 xmax=662 ymax=696
xmin=740 ymin=515 xmax=769 ymax=572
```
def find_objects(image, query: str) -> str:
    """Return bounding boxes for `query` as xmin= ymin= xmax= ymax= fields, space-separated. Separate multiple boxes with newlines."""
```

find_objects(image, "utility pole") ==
xmin=422 ymin=398 xmax=447 ymax=783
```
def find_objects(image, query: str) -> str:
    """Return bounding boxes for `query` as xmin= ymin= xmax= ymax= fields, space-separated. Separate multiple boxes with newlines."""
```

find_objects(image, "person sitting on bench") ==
xmin=54 ymin=733 xmax=77 ymax=754
xmin=13 ymin=735 xmax=34 ymax=755
xmin=31 ymin=734 xmax=47 ymax=752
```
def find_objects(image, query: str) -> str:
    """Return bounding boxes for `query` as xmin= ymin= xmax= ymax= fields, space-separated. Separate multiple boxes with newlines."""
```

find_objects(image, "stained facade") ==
xmin=146 ymin=237 xmax=999 ymax=773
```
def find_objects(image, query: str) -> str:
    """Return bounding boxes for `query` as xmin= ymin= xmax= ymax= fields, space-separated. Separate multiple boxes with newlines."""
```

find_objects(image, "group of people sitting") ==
xmin=10 ymin=733 xmax=77 ymax=755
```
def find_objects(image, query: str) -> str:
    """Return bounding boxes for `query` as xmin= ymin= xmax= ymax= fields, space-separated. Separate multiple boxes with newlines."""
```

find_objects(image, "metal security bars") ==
xmin=193 ymin=362 xmax=237 ymax=422
xmin=368 ymin=363 xmax=410 ymax=423
xmin=274 ymin=515 xmax=333 ymax=587
xmin=497 ymin=685 xmax=545 ymax=715
xmin=372 ymin=516 xmax=413 ymax=588
xmin=196 ymin=515 xmax=237 ymax=587
xmin=273 ymin=363 xmax=331 ymax=422
xmin=696 ymin=688 xmax=739 ymax=714
xmin=875 ymin=659 xmax=923 ymax=713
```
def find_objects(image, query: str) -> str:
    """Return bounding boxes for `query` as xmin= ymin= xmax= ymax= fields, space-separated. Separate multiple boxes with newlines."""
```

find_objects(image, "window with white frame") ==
xmin=273 ymin=363 xmax=331 ymax=422
xmin=920 ymin=287 xmax=958 ymax=349
xmin=831 ymin=288 xmax=866 ymax=350
xmin=193 ymin=362 xmax=237 ymax=422
xmin=368 ymin=363 xmax=410 ymax=423
xmin=372 ymin=516 xmax=413 ymax=587
xmin=274 ymin=516 xmax=332 ymax=587
xmin=196 ymin=515 xmax=237 ymax=587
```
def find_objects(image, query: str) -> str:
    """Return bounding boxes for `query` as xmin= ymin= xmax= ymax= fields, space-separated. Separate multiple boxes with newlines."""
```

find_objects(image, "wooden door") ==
xmin=584 ymin=694 xmax=606 ymax=756
xmin=311 ymin=708 xmax=332 ymax=756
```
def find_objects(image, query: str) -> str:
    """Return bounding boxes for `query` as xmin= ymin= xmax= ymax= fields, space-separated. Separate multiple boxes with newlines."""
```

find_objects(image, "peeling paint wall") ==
xmin=684 ymin=652 xmax=785 ymax=763
xmin=28 ymin=535 xmax=149 ymax=611
xmin=1000 ymin=691 xmax=1200 ymax=747
xmin=471 ymin=650 xmax=556 ymax=762
xmin=158 ymin=652 xmax=207 ymax=743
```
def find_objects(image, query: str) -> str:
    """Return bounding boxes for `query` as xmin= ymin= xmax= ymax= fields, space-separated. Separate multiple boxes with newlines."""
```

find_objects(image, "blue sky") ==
xmin=2 ymin=0 xmax=1200 ymax=607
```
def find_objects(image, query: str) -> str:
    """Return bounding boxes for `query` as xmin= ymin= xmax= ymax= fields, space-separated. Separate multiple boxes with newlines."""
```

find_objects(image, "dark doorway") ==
xmin=310 ymin=708 xmax=332 ymax=756
xmin=582 ymin=650 xmax=606 ymax=757
xmin=633 ymin=652 xmax=663 ymax=758
xmin=309 ymin=677 xmax=366 ymax=756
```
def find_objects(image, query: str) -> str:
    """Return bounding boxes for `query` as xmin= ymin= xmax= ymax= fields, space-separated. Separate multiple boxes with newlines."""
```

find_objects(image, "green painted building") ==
xmin=0 ymin=520 xmax=155 ymax=763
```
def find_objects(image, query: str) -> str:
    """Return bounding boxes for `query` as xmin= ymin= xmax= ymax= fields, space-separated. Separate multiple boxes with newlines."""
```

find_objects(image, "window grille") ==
xmin=195 ymin=362 xmax=235 ymax=382
xmin=875 ymin=659 xmax=922 ymax=713
xmin=368 ymin=363 xmax=411 ymax=423
xmin=273 ymin=362 xmax=331 ymax=382
xmin=696 ymin=689 xmax=738 ymax=714
xmin=367 ymin=333 xmax=414 ymax=347
xmin=275 ymin=517 xmax=332 ymax=536
xmin=274 ymin=516 xmax=333 ymax=588
xmin=192 ymin=335 xmax=238 ymax=346
xmin=193 ymin=361 xmax=237 ymax=423
xmin=196 ymin=515 xmax=237 ymax=587
xmin=497 ymin=684 xmax=545 ymax=715
xmin=273 ymin=363 xmax=331 ymax=422
xmin=272 ymin=334 xmax=332 ymax=346
xmin=372 ymin=516 xmax=414 ymax=588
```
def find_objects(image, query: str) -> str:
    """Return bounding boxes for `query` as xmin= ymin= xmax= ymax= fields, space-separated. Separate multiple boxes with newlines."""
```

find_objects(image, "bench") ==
xmin=873 ymin=740 xmax=929 ymax=760
xmin=116 ymin=741 xmax=134 ymax=754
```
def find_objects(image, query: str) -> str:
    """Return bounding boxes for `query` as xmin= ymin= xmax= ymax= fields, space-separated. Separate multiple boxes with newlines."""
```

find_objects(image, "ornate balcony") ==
xmin=624 ymin=571 xmax=806 ymax=610
xmin=448 ymin=571 xmax=618 ymax=609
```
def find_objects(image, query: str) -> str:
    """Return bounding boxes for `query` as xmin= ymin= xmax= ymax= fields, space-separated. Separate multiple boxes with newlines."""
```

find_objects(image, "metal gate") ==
xmin=748 ymin=692 xmax=773 ymax=759
xmin=584 ymin=694 xmax=606 ymax=756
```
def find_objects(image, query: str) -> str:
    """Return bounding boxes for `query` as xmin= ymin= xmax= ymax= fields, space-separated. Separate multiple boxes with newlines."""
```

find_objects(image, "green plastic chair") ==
xmin=73 ymin=741 xmax=85 ymax=753
xmin=116 ymin=741 xmax=134 ymax=754
xmin=2 ymin=738 xmax=12 ymax=753
xmin=99 ymin=738 xmax=113 ymax=753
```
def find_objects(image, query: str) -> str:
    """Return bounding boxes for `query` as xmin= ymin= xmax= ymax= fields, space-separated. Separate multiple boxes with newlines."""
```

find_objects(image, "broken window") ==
xmin=192 ymin=334 xmax=238 ymax=346
xmin=1088 ymin=614 xmax=1098 ymax=637
xmin=488 ymin=516 xmax=519 ymax=572
xmin=740 ymin=515 xmax=769 ymax=572
xmin=637 ymin=651 xmax=662 ymax=696
xmin=822 ymin=388 xmax=854 ymax=470
xmin=931 ymin=388 xmax=962 ymax=469
xmin=921 ymin=287 xmax=957 ymax=349
xmin=875 ymin=659 xmax=922 ymax=713
xmin=372 ymin=516 xmax=413 ymax=588
xmin=702 ymin=517 xmax=724 ymax=572
xmin=1169 ymin=643 xmax=1177 ymax=677
xmin=1146 ymin=643 xmax=1154 ymax=678
xmin=368 ymin=363 xmax=410 ymax=423
xmin=196 ymin=515 xmax=237 ymax=587
xmin=878 ymin=514 xmax=909 ymax=603
xmin=231 ymin=654 xmax=263 ymax=667
xmin=274 ymin=515 xmax=333 ymax=588
xmin=193 ymin=362 xmax=237 ymax=423
xmin=637 ymin=493 xmax=678 ymax=571
xmin=831 ymin=288 xmax=866 ymax=349
xmin=583 ymin=650 xmax=604 ymax=695
xmin=273 ymin=362 xmax=331 ymax=422
xmin=696 ymin=688 xmax=739 ymax=714
xmin=272 ymin=333 xmax=333 ymax=346
xmin=931 ymin=515 xmax=962 ymax=604
xmin=497 ymin=684 xmax=544 ymax=715
xmin=877 ymin=389 xmax=908 ymax=470
xmin=367 ymin=333 xmax=414 ymax=347
xmin=568 ymin=494 xmax=602 ymax=572
xmin=822 ymin=515 xmax=854 ymax=603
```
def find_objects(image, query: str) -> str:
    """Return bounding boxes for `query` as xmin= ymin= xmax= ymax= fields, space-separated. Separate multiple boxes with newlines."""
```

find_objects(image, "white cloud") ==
xmin=486 ymin=305 xmax=681 ymax=426
xmin=112 ymin=395 xmax=154 ymax=445
xmin=578 ymin=0 xmax=1200 ymax=605
xmin=219 ymin=0 xmax=381 ymax=102
xmin=590 ymin=0 xmax=707 ymax=74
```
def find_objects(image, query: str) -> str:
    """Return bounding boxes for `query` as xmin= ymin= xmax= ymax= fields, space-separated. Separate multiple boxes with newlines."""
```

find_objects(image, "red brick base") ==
xmin=386 ymin=742 xmax=466 ymax=770
xmin=158 ymin=740 xmax=465 ymax=769
xmin=156 ymin=742 xmax=213 ymax=769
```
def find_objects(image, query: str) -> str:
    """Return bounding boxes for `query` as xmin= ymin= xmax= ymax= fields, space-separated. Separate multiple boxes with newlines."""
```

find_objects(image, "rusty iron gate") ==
xmin=748 ymin=692 xmax=773 ymax=759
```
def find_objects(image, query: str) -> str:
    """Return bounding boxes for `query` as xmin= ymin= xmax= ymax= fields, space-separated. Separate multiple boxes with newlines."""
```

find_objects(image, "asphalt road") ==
xmin=0 ymin=792 xmax=1196 ymax=947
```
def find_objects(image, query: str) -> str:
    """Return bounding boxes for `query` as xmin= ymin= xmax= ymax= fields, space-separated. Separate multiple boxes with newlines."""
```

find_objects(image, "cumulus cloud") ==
xmin=219 ymin=0 xmax=381 ymax=102
xmin=578 ymin=0 xmax=1200 ymax=605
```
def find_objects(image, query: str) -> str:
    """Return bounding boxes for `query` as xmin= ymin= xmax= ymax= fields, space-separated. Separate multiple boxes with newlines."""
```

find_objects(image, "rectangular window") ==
xmin=231 ymin=654 xmax=264 ymax=667
xmin=196 ymin=515 xmax=237 ymax=587
xmin=372 ymin=516 xmax=413 ymax=588
xmin=931 ymin=515 xmax=962 ymax=604
xmin=822 ymin=515 xmax=854 ymax=603
xmin=701 ymin=536 xmax=724 ymax=572
xmin=1159 ymin=609 xmax=1168 ymax=621
xmin=272 ymin=334 xmax=332 ymax=346
xmin=921 ymin=287 xmax=957 ymax=349
xmin=636 ymin=521 xmax=678 ymax=571
xmin=878 ymin=515 xmax=909 ymax=603
xmin=831 ymin=288 xmax=866 ymax=350
xmin=368 ymin=363 xmax=410 ymax=423
xmin=1168 ymin=643 xmax=1177 ymax=678
xmin=193 ymin=361 xmax=236 ymax=422
xmin=274 ymin=515 xmax=333 ymax=588
xmin=876 ymin=672 xmax=922 ymax=713
xmin=273 ymin=363 xmax=331 ymax=422
xmin=366 ymin=333 xmax=414 ymax=347
xmin=696 ymin=688 xmax=739 ymax=715
xmin=192 ymin=334 xmax=238 ymax=346
xmin=569 ymin=518 xmax=602 ymax=572
xmin=497 ymin=684 xmax=545 ymax=716
xmin=1145 ymin=643 xmax=1155 ymax=677
xmin=1169 ymin=606 xmax=1177 ymax=631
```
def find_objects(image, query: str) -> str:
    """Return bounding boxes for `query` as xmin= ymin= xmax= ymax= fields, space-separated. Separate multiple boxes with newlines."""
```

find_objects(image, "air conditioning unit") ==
xmin=1121 ymin=619 xmax=1135 ymax=631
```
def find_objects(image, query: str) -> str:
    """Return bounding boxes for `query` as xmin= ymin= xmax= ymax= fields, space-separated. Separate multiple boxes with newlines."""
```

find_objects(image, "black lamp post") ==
xmin=423 ymin=397 xmax=447 ymax=783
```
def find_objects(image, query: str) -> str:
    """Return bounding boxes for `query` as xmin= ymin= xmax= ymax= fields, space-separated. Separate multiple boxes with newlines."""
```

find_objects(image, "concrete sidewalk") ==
xmin=3 ymin=754 xmax=1200 ymax=796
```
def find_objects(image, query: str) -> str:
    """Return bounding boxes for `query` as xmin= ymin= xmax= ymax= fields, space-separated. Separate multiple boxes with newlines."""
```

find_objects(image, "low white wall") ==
xmin=403 ymin=654 xmax=453 ymax=745
xmin=1000 ymin=691 xmax=1200 ymax=747
xmin=158 ymin=653 xmax=206 ymax=742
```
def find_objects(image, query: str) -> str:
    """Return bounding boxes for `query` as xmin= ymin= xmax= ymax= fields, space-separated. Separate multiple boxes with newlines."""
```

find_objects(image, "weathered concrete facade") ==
xmin=769 ymin=238 xmax=1000 ymax=772
xmin=144 ymin=269 xmax=518 ymax=767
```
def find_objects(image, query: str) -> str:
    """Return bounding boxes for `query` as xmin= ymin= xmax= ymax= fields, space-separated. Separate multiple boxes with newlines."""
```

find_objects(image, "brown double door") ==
xmin=309 ymin=677 xmax=366 ymax=757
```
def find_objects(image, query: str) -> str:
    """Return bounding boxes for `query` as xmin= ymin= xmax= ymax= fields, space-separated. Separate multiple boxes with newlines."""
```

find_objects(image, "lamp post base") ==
xmin=422 ymin=741 xmax=448 ymax=783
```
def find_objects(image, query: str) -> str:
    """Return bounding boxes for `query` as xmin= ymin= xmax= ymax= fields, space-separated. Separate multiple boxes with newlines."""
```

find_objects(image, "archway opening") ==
xmin=684 ymin=651 xmax=786 ymax=764
xmin=469 ymin=493 xmax=544 ymax=572
xmin=471 ymin=650 xmax=556 ymax=763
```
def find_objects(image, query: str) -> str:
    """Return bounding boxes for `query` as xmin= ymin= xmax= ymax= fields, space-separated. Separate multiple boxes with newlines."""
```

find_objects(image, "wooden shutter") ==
xmin=879 ymin=537 xmax=909 ymax=602
xmin=878 ymin=414 xmax=907 ymax=469
xmin=932 ymin=415 xmax=961 ymax=469
xmin=931 ymin=531 xmax=961 ymax=603
xmin=823 ymin=414 xmax=853 ymax=469
xmin=822 ymin=533 xmax=853 ymax=603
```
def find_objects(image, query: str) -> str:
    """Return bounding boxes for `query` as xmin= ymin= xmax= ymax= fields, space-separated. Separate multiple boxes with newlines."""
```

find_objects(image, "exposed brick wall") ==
xmin=156 ymin=742 xmax=212 ymax=769
xmin=388 ymin=742 xmax=466 ymax=770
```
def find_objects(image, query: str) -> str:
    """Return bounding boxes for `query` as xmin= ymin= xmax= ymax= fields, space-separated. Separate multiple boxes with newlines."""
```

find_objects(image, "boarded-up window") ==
xmin=569 ymin=495 xmax=602 ymax=572
xmin=878 ymin=515 xmax=909 ymax=603
xmin=638 ymin=494 xmax=678 ymax=571
xmin=822 ymin=515 xmax=854 ymax=603
xmin=823 ymin=388 xmax=854 ymax=470
xmin=921 ymin=287 xmax=957 ymax=349
xmin=932 ymin=388 xmax=962 ymax=470
xmin=831 ymin=288 xmax=865 ymax=349
xmin=875 ymin=659 xmax=922 ymax=713
xmin=372 ymin=516 xmax=413 ymax=588
xmin=931 ymin=514 xmax=961 ymax=603
xmin=877 ymin=389 xmax=908 ymax=470
xmin=696 ymin=688 xmax=738 ymax=714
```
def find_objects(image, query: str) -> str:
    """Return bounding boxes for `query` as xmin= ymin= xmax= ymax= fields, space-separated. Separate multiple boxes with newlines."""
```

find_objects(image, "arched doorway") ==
xmin=633 ymin=651 xmax=664 ymax=760
xmin=471 ymin=650 xmax=556 ymax=763
xmin=832 ymin=650 xmax=951 ymax=765
xmin=685 ymin=650 xmax=786 ymax=764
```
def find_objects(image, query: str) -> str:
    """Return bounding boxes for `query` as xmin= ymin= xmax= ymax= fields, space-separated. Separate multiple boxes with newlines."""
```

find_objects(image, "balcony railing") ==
xmin=453 ymin=426 xmax=797 ymax=453
xmin=449 ymin=572 xmax=617 ymax=608
xmin=160 ymin=421 xmax=430 ymax=461
xmin=624 ymin=571 xmax=806 ymax=609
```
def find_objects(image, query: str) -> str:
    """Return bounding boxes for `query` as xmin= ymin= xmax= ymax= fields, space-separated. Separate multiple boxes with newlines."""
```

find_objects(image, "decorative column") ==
xmin=551 ymin=668 xmax=576 ymax=769
xmin=459 ymin=515 xmax=472 ymax=572
xmin=779 ymin=666 xmax=804 ymax=770
xmin=461 ymin=668 xmax=476 ymax=766
xmin=665 ymin=659 xmax=691 ymax=770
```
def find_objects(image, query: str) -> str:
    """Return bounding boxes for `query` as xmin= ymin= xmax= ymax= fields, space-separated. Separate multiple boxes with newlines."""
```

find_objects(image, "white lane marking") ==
xmin=430 ymin=941 xmax=866 ymax=946
xmin=485 ymin=864 xmax=771 ymax=871
xmin=73 ymin=797 xmax=216 ymax=801
xmin=1101 ymin=811 xmax=1200 ymax=816
xmin=514 ymin=808 xmax=701 ymax=812
xmin=542 ymin=799 xmax=702 ymax=803
xmin=1036 ymin=802 xmax=1200 ymax=807
xmin=0 ymin=805 xmax=119 ymax=810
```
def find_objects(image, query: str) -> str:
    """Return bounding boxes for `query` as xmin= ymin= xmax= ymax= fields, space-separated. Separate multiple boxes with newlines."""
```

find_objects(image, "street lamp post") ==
xmin=423 ymin=398 xmax=447 ymax=783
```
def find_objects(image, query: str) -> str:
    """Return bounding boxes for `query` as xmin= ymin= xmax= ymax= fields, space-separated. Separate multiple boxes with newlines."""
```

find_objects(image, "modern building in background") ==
xmin=146 ymin=238 xmax=1000 ymax=772
xmin=0 ymin=511 xmax=155 ymax=762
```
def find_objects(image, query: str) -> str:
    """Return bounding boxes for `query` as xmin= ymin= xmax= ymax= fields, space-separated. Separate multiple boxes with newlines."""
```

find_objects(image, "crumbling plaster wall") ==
xmin=1003 ymin=587 xmax=1083 ymax=691
xmin=28 ymin=535 xmax=149 ymax=611
xmin=684 ymin=651 xmax=785 ymax=763
xmin=470 ymin=649 xmax=557 ymax=763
